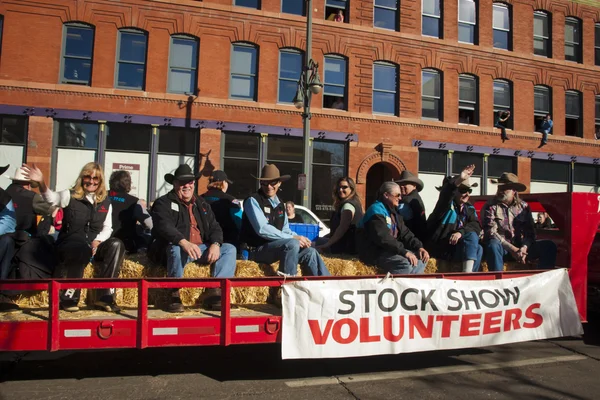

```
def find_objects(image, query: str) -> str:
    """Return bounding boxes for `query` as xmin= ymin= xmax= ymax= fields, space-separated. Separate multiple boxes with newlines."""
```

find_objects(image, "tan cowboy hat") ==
xmin=0 ymin=164 xmax=9 ymax=176
xmin=435 ymin=175 xmax=478 ymax=192
xmin=252 ymin=164 xmax=290 ymax=182
xmin=491 ymin=172 xmax=527 ymax=192
xmin=394 ymin=170 xmax=424 ymax=192
xmin=9 ymin=166 xmax=39 ymax=188
xmin=164 ymin=164 xmax=201 ymax=185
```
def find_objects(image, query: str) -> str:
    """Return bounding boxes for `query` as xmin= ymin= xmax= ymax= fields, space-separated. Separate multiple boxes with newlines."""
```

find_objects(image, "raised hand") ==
xmin=21 ymin=163 xmax=44 ymax=183
xmin=460 ymin=164 xmax=475 ymax=181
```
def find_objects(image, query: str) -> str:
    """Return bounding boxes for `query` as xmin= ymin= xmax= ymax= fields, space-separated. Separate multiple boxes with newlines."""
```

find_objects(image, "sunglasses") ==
xmin=459 ymin=188 xmax=472 ymax=194
xmin=338 ymin=185 xmax=350 ymax=190
xmin=261 ymin=181 xmax=280 ymax=187
xmin=388 ymin=192 xmax=401 ymax=198
xmin=83 ymin=175 xmax=100 ymax=183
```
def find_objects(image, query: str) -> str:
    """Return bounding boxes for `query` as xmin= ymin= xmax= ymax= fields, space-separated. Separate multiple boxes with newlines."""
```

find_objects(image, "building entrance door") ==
xmin=365 ymin=162 xmax=395 ymax=207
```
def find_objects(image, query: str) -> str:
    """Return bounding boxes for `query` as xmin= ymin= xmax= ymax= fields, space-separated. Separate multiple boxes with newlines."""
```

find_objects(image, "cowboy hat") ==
xmin=164 ymin=164 xmax=201 ymax=185
xmin=0 ymin=164 xmax=9 ymax=177
xmin=9 ymin=166 xmax=39 ymax=188
xmin=435 ymin=175 xmax=478 ymax=192
xmin=394 ymin=170 xmax=424 ymax=192
xmin=210 ymin=170 xmax=233 ymax=184
xmin=252 ymin=164 xmax=290 ymax=182
xmin=491 ymin=172 xmax=527 ymax=192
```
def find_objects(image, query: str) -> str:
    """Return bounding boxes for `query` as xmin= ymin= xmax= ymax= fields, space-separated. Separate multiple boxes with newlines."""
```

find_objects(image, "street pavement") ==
xmin=0 ymin=315 xmax=599 ymax=400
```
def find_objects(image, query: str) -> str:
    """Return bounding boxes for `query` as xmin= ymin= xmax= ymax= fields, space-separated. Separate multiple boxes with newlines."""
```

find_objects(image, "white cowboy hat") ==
xmin=9 ymin=166 xmax=39 ymax=188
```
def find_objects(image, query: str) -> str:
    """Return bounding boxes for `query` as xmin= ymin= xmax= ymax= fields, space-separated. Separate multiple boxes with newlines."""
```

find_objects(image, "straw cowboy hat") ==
xmin=0 ymin=164 xmax=9 ymax=177
xmin=252 ymin=164 xmax=290 ymax=182
xmin=394 ymin=170 xmax=424 ymax=192
xmin=491 ymin=172 xmax=527 ymax=192
xmin=9 ymin=166 xmax=39 ymax=188
xmin=435 ymin=175 xmax=478 ymax=192
xmin=164 ymin=164 xmax=201 ymax=185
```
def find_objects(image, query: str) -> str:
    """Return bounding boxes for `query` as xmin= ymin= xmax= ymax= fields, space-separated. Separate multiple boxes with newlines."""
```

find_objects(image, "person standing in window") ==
xmin=538 ymin=114 xmax=553 ymax=148
xmin=23 ymin=163 xmax=125 ymax=313
xmin=495 ymin=111 xmax=511 ymax=142
xmin=285 ymin=201 xmax=304 ymax=224
xmin=334 ymin=10 xmax=344 ymax=22
xmin=317 ymin=177 xmax=364 ymax=255
xmin=394 ymin=170 xmax=428 ymax=243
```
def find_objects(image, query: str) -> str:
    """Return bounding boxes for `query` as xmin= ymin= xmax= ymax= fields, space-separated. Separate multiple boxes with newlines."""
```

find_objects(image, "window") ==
xmin=458 ymin=0 xmax=477 ymax=44
xmin=596 ymin=24 xmax=600 ymax=66
xmin=282 ymin=0 xmax=304 ymax=16
xmin=422 ymin=69 xmax=442 ymax=120
xmin=54 ymin=120 xmax=99 ymax=191
xmin=493 ymin=3 xmax=511 ymax=50
xmin=156 ymin=127 xmax=198 ymax=198
xmin=374 ymin=0 xmax=398 ymax=31
xmin=488 ymin=155 xmax=517 ymax=195
xmin=230 ymin=43 xmax=258 ymax=101
xmin=0 ymin=16 xmax=3 ymax=58
xmin=323 ymin=55 xmax=347 ymax=110
xmin=596 ymin=96 xmax=600 ymax=139
xmin=533 ymin=11 xmax=551 ymax=57
xmin=168 ymin=35 xmax=198 ymax=94
xmin=534 ymin=86 xmax=551 ymax=132
xmin=116 ymin=29 xmax=147 ymax=90
xmin=373 ymin=62 xmax=398 ymax=115
xmin=565 ymin=90 xmax=582 ymax=138
xmin=574 ymin=163 xmax=600 ymax=192
xmin=493 ymin=80 xmax=512 ymax=129
xmin=418 ymin=149 xmax=447 ymax=217
xmin=278 ymin=49 xmax=303 ymax=104
xmin=0 ymin=116 xmax=28 ymax=188
xmin=235 ymin=0 xmax=260 ymax=9
xmin=531 ymin=159 xmax=569 ymax=193
xmin=61 ymin=23 xmax=94 ymax=85
xmin=565 ymin=17 xmax=582 ymax=63
xmin=223 ymin=133 xmax=261 ymax=199
xmin=325 ymin=0 xmax=348 ymax=23
xmin=312 ymin=141 xmax=347 ymax=222
xmin=459 ymin=74 xmax=478 ymax=125
xmin=422 ymin=0 xmax=442 ymax=38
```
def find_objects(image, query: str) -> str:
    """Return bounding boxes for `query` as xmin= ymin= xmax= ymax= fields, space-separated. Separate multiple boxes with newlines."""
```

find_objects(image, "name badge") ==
xmin=264 ymin=207 xmax=271 ymax=214
xmin=385 ymin=216 xmax=391 ymax=225
xmin=171 ymin=202 xmax=179 ymax=212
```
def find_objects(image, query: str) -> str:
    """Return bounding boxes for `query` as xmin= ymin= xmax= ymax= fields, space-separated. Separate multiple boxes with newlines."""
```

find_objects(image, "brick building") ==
xmin=0 ymin=0 xmax=599 ymax=222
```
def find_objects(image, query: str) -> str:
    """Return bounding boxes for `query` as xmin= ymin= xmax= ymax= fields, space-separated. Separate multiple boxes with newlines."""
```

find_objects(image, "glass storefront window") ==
xmin=105 ymin=123 xmax=151 ymax=151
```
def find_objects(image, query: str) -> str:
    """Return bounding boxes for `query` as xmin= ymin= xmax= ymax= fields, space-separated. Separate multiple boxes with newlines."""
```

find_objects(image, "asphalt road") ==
xmin=1 ymin=315 xmax=599 ymax=400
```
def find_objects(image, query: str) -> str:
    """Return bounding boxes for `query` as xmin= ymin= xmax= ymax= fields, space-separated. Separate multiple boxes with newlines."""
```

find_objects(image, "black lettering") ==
xmin=420 ymin=289 xmax=438 ymax=311
xmin=357 ymin=290 xmax=377 ymax=313
xmin=494 ymin=287 xmax=520 ymax=306
xmin=447 ymin=289 xmax=462 ymax=311
xmin=378 ymin=288 xmax=399 ymax=312
xmin=338 ymin=290 xmax=355 ymax=315
xmin=479 ymin=289 xmax=500 ymax=308
xmin=461 ymin=290 xmax=481 ymax=311
xmin=400 ymin=288 xmax=418 ymax=311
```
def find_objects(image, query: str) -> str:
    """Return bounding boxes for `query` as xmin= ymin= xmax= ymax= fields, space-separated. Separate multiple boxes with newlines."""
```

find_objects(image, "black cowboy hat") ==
xmin=165 ymin=164 xmax=201 ymax=185
xmin=210 ymin=170 xmax=233 ymax=184
xmin=435 ymin=175 xmax=479 ymax=191
xmin=394 ymin=170 xmax=424 ymax=192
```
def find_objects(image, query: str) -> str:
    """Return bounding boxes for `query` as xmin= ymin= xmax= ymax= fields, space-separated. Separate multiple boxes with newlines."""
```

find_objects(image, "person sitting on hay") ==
xmin=149 ymin=164 xmax=237 ymax=313
xmin=239 ymin=164 xmax=330 ymax=278
xmin=394 ymin=170 xmax=427 ymax=243
xmin=482 ymin=172 xmax=557 ymax=271
xmin=426 ymin=164 xmax=483 ymax=273
xmin=356 ymin=181 xmax=429 ymax=274
xmin=0 ymin=163 xmax=18 ymax=313
xmin=23 ymin=163 xmax=125 ymax=313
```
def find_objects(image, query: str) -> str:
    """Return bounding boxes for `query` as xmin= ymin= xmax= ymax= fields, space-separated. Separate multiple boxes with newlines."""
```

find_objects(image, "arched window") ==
xmin=565 ymin=90 xmax=582 ymax=137
xmin=422 ymin=69 xmax=442 ymax=120
xmin=373 ymin=61 xmax=398 ymax=115
xmin=168 ymin=35 xmax=199 ymax=94
xmin=459 ymin=74 xmax=478 ymax=125
xmin=61 ymin=22 xmax=95 ymax=85
xmin=493 ymin=3 xmax=511 ymax=50
xmin=565 ymin=17 xmax=582 ymax=63
xmin=116 ymin=28 xmax=148 ymax=90
xmin=533 ymin=11 xmax=551 ymax=57
xmin=230 ymin=42 xmax=258 ymax=101
xmin=493 ymin=79 xmax=512 ymax=129
xmin=323 ymin=54 xmax=347 ymax=110
xmin=534 ymin=85 xmax=552 ymax=132
xmin=278 ymin=48 xmax=303 ymax=103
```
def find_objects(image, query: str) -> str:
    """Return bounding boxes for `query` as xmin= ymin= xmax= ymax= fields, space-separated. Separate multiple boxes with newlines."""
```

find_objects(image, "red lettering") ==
xmin=523 ymin=303 xmax=543 ymax=328
xmin=383 ymin=316 xmax=404 ymax=342
xmin=460 ymin=313 xmax=481 ymax=336
xmin=360 ymin=318 xmax=381 ymax=343
xmin=436 ymin=315 xmax=460 ymax=338
xmin=332 ymin=318 xmax=359 ymax=344
xmin=503 ymin=308 xmax=522 ymax=331
xmin=409 ymin=315 xmax=434 ymax=339
xmin=308 ymin=319 xmax=333 ymax=345
xmin=482 ymin=311 xmax=503 ymax=334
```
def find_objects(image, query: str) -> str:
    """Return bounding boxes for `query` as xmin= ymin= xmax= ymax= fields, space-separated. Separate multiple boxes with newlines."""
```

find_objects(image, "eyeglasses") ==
xmin=261 ymin=181 xmax=280 ymax=187
xmin=459 ymin=188 xmax=472 ymax=194
xmin=338 ymin=185 xmax=349 ymax=190
xmin=388 ymin=192 xmax=401 ymax=198
xmin=83 ymin=175 xmax=100 ymax=183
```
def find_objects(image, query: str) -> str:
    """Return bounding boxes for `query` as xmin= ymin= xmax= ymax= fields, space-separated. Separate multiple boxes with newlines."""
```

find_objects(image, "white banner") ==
xmin=282 ymin=269 xmax=583 ymax=359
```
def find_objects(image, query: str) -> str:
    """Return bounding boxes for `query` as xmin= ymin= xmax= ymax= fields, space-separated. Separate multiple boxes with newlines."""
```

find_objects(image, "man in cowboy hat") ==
xmin=0 ymin=164 xmax=18 ymax=312
xmin=240 ymin=164 xmax=330 ymax=278
xmin=426 ymin=164 xmax=483 ymax=272
xmin=482 ymin=172 xmax=557 ymax=271
xmin=149 ymin=164 xmax=237 ymax=313
xmin=395 ymin=170 xmax=427 ymax=242
xmin=201 ymin=170 xmax=242 ymax=252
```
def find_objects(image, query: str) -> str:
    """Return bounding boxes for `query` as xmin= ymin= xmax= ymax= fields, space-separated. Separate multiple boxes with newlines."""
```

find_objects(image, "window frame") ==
xmin=564 ymin=17 xmax=582 ymax=63
xmin=115 ymin=28 xmax=148 ymax=90
xmin=493 ymin=79 xmax=513 ymax=129
xmin=374 ymin=0 xmax=399 ymax=31
xmin=458 ymin=74 xmax=479 ymax=125
xmin=234 ymin=0 xmax=261 ymax=9
xmin=281 ymin=0 xmax=305 ymax=16
xmin=323 ymin=54 xmax=348 ymax=110
xmin=229 ymin=42 xmax=259 ymax=101
xmin=372 ymin=61 xmax=399 ymax=116
xmin=533 ymin=11 xmax=551 ymax=58
xmin=167 ymin=34 xmax=199 ymax=95
xmin=421 ymin=68 xmax=443 ymax=121
xmin=595 ymin=23 xmax=600 ymax=66
xmin=277 ymin=48 xmax=304 ymax=104
xmin=492 ymin=2 xmax=512 ymax=51
xmin=534 ymin=85 xmax=552 ymax=132
xmin=325 ymin=0 xmax=349 ymax=23
xmin=422 ymin=0 xmax=442 ymax=39
xmin=0 ymin=16 xmax=5 ymax=61
xmin=565 ymin=90 xmax=583 ymax=138
xmin=458 ymin=0 xmax=478 ymax=45
xmin=60 ymin=22 xmax=95 ymax=86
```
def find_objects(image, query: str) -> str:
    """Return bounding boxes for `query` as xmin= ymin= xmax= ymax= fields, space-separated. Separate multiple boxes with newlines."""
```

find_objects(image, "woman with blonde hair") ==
xmin=23 ymin=162 xmax=125 ymax=313
xmin=317 ymin=176 xmax=364 ymax=254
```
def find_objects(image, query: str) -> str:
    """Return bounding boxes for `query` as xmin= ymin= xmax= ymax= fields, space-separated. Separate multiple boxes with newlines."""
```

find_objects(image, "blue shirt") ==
xmin=0 ymin=200 xmax=17 ymax=236
xmin=541 ymin=119 xmax=553 ymax=134
xmin=244 ymin=195 xmax=295 ymax=241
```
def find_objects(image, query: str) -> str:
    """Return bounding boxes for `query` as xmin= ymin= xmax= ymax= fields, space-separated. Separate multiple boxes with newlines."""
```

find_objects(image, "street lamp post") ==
xmin=293 ymin=0 xmax=322 ymax=208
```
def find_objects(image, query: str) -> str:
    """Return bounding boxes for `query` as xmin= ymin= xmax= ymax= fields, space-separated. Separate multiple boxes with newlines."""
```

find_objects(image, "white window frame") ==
xmin=374 ymin=0 xmax=399 ymax=31
xmin=373 ymin=61 xmax=398 ymax=116
xmin=422 ymin=0 xmax=442 ymax=38
xmin=458 ymin=74 xmax=478 ymax=125
xmin=422 ymin=69 xmax=442 ymax=121
xmin=167 ymin=35 xmax=199 ymax=95
xmin=458 ymin=0 xmax=477 ymax=45
xmin=533 ymin=11 xmax=550 ymax=57
xmin=492 ymin=3 xmax=511 ymax=50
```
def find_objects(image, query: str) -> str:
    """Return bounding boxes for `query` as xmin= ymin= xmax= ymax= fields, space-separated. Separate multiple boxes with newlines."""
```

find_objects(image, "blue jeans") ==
xmin=166 ymin=243 xmax=237 ymax=278
xmin=376 ymin=251 xmax=426 ymax=274
xmin=484 ymin=239 xmax=557 ymax=271
xmin=541 ymin=130 xmax=549 ymax=144
xmin=251 ymin=238 xmax=330 ymax=276
xmin=452 ymin=231 xmax=483 ymax=272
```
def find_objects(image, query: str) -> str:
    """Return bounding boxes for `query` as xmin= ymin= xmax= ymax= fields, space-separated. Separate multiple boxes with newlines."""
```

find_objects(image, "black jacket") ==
xmin=202 ymin=188 xmax=241 ymax=247
xmin=356 ymin=200 xmax=423 ymax=265
xmin=149 ymin=191 xmax=223 ymax=264
xmin=329 ymin=196 xmax=364 ymax=254
xmin=399 ymin=191 xmax=427 ymax=243
xmin=5 ymin=183 xmax=53 ymax=236
xmin=58 ymin=195 xmax=111 ymax=245
xmin=426 ymin=182 xmax=481 ymax=259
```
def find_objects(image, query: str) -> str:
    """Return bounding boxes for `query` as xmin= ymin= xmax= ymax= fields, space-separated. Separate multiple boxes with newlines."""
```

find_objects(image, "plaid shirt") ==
xmin=482 ymin=198 xmax=536 ymax=249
